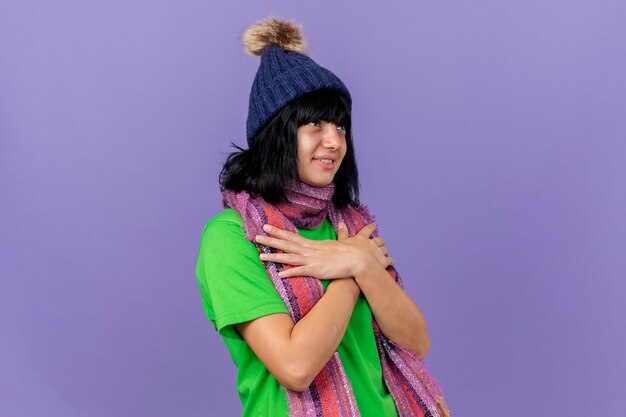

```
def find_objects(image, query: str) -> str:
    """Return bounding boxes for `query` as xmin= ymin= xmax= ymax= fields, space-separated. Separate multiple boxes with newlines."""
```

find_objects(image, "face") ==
xmin=296 ymin=120 xmax=347 ymax=187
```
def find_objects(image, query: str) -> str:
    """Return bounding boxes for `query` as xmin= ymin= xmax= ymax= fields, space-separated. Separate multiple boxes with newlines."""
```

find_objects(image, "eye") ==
xmin=336 ymin=125 xmax=346 ymax=132
xmin=305 ymin=120 xmax=321 ymax=127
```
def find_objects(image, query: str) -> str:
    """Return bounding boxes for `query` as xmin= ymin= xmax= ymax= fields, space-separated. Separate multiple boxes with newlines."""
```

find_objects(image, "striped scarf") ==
xmin=222 ymin=180 xmax=450 ymax=417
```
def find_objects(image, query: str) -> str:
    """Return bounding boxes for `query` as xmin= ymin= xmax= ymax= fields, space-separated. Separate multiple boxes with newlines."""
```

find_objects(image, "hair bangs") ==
xmin=293 ymin=89 xmax=351 ymax=128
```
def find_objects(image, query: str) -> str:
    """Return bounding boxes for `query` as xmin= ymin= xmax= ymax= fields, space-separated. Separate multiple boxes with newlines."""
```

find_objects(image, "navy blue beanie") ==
xmin=242 ymin=18 xmax=352 ymax=147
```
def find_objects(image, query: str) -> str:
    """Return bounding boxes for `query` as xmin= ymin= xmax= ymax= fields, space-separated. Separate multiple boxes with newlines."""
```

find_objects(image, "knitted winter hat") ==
xmin=242 ymin=17 xmax=352 ymax=147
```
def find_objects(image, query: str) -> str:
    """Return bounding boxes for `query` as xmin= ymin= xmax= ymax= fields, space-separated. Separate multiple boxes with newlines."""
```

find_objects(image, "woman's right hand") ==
xmin=255 ymin=222 xmax=383 ymax=280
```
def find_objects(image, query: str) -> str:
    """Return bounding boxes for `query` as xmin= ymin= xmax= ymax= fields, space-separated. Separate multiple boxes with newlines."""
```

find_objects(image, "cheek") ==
xmin=339 ymin=143 xmax=348 ymax=162
xmin=296 ymin=146 xmax=308 ymax=165
xmin=297 ymin=140 xmax=316 ymax=162
xmin=296 ymin=147 xmax=311 ymax=172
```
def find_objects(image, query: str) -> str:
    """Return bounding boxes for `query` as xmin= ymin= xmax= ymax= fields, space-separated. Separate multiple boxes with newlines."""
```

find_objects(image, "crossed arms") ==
xmin=234 ymin=222 xmax=430 ymax=392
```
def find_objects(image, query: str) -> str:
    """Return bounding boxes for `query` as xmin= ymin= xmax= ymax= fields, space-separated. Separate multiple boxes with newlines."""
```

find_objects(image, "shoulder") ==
xmin=197 ymin=208 xmax=254 ymax=254
xmin=206 ymin=208 xmax=243 ymax=228
xmin=200 ymin=208 xmax=244 ymax=238
xmin=196 ymin=208 xmax=263 ymax=281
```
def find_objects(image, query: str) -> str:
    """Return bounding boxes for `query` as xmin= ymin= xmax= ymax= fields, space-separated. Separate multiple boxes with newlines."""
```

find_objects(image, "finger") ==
xmin=255 ymin=234 xmax=302 ymax=254
xmin=356 ymin=223 xmax=377 ymax=238
xmin=380 ymin=246 xmax=389 ymax=256
xmin=259 ymin=252 xmax=303 ymax=265
xmin=387 ymin=256 xmax=394 ymax=266
xmin=372 ymin=237 xmax=385 ymax=246
xmin=277 ymin=265 xmax=309 ymax=278
xmin=336 ymin=221 xmax=349 ymax=241
xmin=278 ymin=267 xmax=349 ymax=279
xmin=263 ymin=224 xmax=304 ymax=243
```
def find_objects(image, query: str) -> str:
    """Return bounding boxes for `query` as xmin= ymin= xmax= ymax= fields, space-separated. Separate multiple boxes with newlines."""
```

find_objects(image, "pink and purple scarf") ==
xmin=222 ymin=180 xmax=450 ymax=417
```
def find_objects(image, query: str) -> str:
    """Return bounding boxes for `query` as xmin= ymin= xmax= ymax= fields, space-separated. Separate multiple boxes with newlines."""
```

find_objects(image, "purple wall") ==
xmin=2 ymin=1 xmax=625 ymax=416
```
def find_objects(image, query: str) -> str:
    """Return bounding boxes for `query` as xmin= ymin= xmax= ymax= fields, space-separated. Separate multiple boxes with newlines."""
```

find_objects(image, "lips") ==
xmin=313 ymin=158 xmax=334 ymax=169
xmin=313 ymin=155 xmax=337 ymax=161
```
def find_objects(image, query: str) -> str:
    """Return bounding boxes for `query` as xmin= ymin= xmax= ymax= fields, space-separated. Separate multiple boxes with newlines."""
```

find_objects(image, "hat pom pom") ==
xmin=242 ymin=17 xmax=307 ymax=56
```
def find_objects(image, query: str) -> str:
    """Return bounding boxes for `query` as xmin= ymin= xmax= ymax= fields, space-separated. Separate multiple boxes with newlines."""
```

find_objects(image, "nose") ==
xmin=322 ymin=124 xmax=342 ymax=150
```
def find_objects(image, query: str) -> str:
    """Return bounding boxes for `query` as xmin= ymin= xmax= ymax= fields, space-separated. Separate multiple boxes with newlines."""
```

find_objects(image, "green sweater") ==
xmin=196 ymin=208 xmax=398 ymax=416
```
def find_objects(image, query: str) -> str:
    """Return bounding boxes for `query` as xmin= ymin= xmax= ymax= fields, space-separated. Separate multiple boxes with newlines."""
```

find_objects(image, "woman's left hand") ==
xmin=366 ymin=235 xmax=394 ymax=269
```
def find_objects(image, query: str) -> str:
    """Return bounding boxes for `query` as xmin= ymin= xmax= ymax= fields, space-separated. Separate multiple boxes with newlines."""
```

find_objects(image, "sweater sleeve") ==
xmin=195 ymin=210 xmax=289 ymax=334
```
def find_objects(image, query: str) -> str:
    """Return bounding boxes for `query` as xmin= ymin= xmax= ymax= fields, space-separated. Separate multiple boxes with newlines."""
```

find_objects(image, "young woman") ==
xmin=196 ymin=17 xmax=449 ymax=417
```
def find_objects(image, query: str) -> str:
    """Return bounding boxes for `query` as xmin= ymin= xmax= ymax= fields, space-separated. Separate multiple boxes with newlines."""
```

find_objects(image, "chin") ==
xmin=301 ymin=177 xmax=334 ymax=187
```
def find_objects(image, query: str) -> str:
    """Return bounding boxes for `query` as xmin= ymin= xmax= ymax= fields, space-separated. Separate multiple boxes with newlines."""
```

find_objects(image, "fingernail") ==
xmin=338 ymin=222 xmax=346 ymax=229
xmin=255 ymin=235 xmax=263 ymax=241
xmin=263 ymin=224 xmax=271 ymax=231
xmin=259 ymin=253 xmax=267 ymax=260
